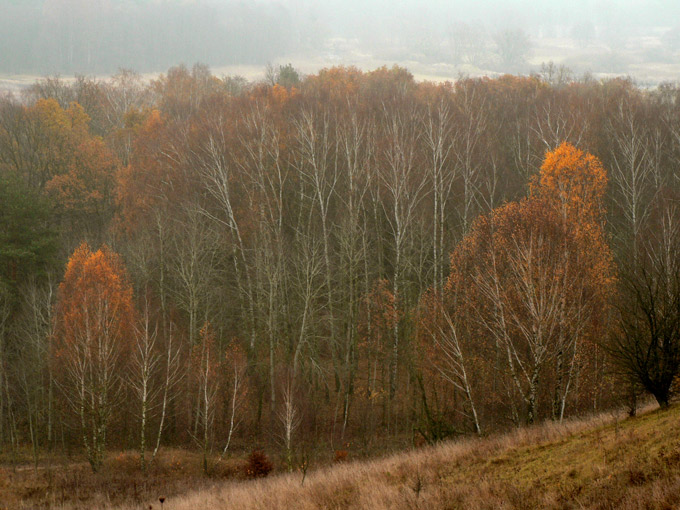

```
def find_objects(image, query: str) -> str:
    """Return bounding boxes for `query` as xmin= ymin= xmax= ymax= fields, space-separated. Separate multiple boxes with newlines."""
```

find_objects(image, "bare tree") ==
xmin=130 ymin=296 xmax=161 ymax=472
xmin=422 ymin=96 xmax=455 ymax=294
xmin=278 ymin=376 xmax=302 ymax=472
xmin=454 ymin=83 xmax=488 ymax=234
xmin=493 ymin=28 xmax=532 ymax=70
xmin=151 ymin=320 xmax=182 ymax=462
xmin=221 ymin=344 xmax=248 ymax=457
xmin=379 ymin=103 xmax=427 ymax=422
xmin=196 ymin=119 xmax=257 ymax=352
xmin=293 ymin=107 xmax=341 ymax=385
xmin=335 ymin=108 xmax=373 ymax=440
xmin=609 ymin=205 xmax=680 ymax=408
xmin=423 ymin=296 xmax=481 ymax=434
xmin=193 ymin=322 xmax=220 ymax=474
xmin=15 ymin=277 xmax=56 ymax=471
xmin=231 ymin=101 xmax=288 ymax=431
xmin=167 ymin=206 xmax=219 ymax=437
xmin=607 ymin=97 xmax=654 ymax=258
xmin=0 ymin=285 xmax=16 ymax=451
xmin=447 ymin=22 xmax=489 ymax=66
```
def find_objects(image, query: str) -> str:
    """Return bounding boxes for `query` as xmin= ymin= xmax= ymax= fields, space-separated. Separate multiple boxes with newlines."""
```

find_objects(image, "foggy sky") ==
xmin=1 ymin=0 xmax=679 ymax=80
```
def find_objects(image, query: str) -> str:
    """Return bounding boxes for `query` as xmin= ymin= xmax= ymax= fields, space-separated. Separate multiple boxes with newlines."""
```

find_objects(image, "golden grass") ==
xmin=99 ymin=401 xmax=680 ymax=510
xmin=7 ymin=402 xmax=680 ymax=509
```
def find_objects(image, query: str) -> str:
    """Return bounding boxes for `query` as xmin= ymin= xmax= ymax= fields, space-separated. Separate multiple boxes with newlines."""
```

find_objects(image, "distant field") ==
xmin=2 ymin=32 xmax=679 ymax=93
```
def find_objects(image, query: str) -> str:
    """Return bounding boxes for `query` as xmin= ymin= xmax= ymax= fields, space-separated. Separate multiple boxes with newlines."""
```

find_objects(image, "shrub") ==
xmin=334 ymin=449 xmax=349 ymax=463
xmin=245 ymin=449 xmax=273 ymax=478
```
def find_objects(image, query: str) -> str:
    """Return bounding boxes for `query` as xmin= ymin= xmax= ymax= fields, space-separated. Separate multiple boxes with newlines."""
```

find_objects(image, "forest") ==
xmin=0 ymin=64 xmax=679 ymax=477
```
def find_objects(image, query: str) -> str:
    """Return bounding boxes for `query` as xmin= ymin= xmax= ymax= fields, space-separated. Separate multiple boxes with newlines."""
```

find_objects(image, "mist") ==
xmin=1 ymin=0 xmax=680 ymax=83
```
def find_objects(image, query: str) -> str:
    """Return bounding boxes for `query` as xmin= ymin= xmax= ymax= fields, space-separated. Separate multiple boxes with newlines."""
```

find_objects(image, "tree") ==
xmin=493 ymin=28 xmax=532 ymax=70
xmin=417 ymin=289 xmax=481 ymax=437
xmin=265 ymin=63 xmax=301 ymax=89
xmin=455 ymin=200 xmax=575 ymax=424
xmin=605 ymin=92 xmax=655 ymax=258
xmin=129 ymin=295 xmax=160 ymax=472
xmin=277 ymin=64 xmax=301 ymax=89
xmin=419 ymin=88 xmax=455 ymax=293
xmin=221 ymin=342 xmax=248 ymax=457
xmin=192 ymin=321 xmax=220 ymax=475
xmin=0 ymin=98 xmax=84 ymax=191
xmin=0 ymin=174 xmax=57 ymax=291
xmin=447 ymin=22 xmax=488 ymax=66
xmin=448 ymin=144 xmax=614 ymax=424
xmin=609 ymin=206 xmax=680 ymax=408
xmin=357 ymin=279 xmax=399 ymax=435
xmin=53 ymin=243 xmax=135 ymax=472
xmin=278 ymin=376 xmax=301 ymax=472
xmin=378 ymin=103 xmax=427 ymax=420
xmin=45 ymin=136 xmax=119 ymax=242
xmin=15 ymin=276 xmax=57 ymax=471
xmin=534 ymin=142 xmax=615 ymax=419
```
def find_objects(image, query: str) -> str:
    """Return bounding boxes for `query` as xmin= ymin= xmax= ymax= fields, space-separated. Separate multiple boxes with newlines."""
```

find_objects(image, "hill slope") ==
xmin=142 ymin=404 xmax=680 ymax=510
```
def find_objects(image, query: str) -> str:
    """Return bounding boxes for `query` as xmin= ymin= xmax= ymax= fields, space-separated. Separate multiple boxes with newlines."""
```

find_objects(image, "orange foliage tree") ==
xmin=0 ymin=98 xmax=90 ymax=190
xmin=533 ymin=142 xmax=616 ymax=415
xmin=46 ymin=136 xmax=119 ymax=238
xmin=53 ymin=243 xmax=135 ymax=472
xmin=532 ymin=141 xmax=608 ymax=227
xmin=442 ymin=143 xmax=615 ymax=425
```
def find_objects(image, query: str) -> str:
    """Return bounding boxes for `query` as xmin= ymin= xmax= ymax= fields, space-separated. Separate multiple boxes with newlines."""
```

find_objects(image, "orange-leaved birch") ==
xmin=447 ymin=143 xmax=614 ymax=425
xmin=53 ymin=243 xmax=135 ymax=472
xmin=533 ymin=142 xmax=615 ymax=419
xmin=532 ymin=141 xmax=608 ymax=228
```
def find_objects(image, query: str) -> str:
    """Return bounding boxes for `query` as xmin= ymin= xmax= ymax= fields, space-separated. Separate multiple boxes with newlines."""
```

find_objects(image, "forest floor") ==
xmin=2 ymin=401 xmax=679 ymax=509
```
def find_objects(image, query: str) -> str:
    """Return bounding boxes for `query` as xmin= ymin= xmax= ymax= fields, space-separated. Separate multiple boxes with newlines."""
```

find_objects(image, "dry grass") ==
xmin=100 ymin=402 xmax=680 ymax=510
xmin=6 ymin=402 xmax=680 ymax=510
xmin=0 ymin=448 xmax=245 ymax=510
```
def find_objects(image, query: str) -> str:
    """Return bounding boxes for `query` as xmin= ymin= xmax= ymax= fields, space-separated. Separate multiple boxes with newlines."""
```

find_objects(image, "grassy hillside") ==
xmin=4 ymin=403 xmax=679 ymax=509
xmin=139 ymin=403 xmax=679 ymax=510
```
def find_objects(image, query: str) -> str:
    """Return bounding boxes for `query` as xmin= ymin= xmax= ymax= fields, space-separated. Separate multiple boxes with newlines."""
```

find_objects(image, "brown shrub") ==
xmin=244 ymin=449 xmax=273 ymax=478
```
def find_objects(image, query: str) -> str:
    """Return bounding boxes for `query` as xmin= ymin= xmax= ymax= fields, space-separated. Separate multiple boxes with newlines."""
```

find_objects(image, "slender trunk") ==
xmin=527 ymin=368 xmax=540 ymax=425
xmin=221 ymin=370 xmax=239 ymax=457
xmin=152 ymin=324 xmax=175 ymax=462
xmin=140 ymin=373 xmax=148 ymax=472
xmin=553 ymin=348 xmax=563 ymax=421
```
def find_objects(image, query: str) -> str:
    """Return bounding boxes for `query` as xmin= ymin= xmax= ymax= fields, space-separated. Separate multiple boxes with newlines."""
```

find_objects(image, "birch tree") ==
xmin=53 ymin=243 xmax=135 ymax=472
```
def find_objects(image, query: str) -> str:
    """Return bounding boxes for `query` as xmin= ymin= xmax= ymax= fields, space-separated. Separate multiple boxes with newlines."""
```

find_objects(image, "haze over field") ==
xmin=2 ymin=0 xmax=680 ymax=86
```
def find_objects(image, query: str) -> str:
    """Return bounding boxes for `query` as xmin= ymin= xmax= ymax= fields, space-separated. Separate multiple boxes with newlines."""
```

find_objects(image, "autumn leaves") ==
xmin=0 ymin=98 xmax=117 ymax=246
xmin=53 ymin=244 xmax=134 ymax=472
xmin=420 ymin=143 xmax=615 ymax=432
xmin=54 ymin=140 xmax=615 ymax=464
